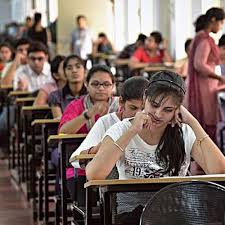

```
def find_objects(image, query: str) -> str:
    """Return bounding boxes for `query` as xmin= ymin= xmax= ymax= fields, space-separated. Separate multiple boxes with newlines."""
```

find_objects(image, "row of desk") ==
xmin=1 ymin=84 xmax=225 ymax=225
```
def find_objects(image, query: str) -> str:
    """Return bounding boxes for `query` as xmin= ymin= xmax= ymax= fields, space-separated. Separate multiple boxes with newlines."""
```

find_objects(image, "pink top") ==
xmin=41 ymin=82 xmax=58 ymax=95
xmin=59 ymin=96 xmax=100 ymax=179
xmin=132 ymin=47 xmax=164 ymax=64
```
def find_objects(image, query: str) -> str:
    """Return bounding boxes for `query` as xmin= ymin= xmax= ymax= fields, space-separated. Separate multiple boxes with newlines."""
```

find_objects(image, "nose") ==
xmin=98 ymin=84 xmax=105 ymax=90
xmin=154 ymin=108 xmax=162 ymax=118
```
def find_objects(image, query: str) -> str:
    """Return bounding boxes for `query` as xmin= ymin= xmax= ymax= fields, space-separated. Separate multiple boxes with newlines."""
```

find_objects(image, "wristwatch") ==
xmin=83 ymin=110 xmax=90 ymax=120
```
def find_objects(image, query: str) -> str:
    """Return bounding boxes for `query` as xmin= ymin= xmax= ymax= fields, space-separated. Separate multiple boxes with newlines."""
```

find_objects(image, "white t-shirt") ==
xmin=70 ymin=112 xmax=120 ymax=168
xmin=104 ymin=119 xmax=196 ymax=180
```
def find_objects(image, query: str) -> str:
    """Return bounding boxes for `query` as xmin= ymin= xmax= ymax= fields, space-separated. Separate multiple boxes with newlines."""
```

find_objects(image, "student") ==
xmin=93 ymin=32 xmax=115 ymax=55
xmin=86 ymin=71 xmax=225 ymax=225
xmin=13 ymin=41 xmax=52 ymax=92
xmin=58 ymin=64 xmax=119 ymax=134
xmin=118 ymin=33 xmax=147 ymax=59
xmin=56 ymin=65 xmax=119 ymax=201
xmin=129 ymin=31 xmax=172 ymax=69
xmin=1 ymin=38 xmax=31 ymax=85
xmin=33 ymin=55 xmax=66 ymax=106
xmin=48 ymin=55 xmax=87 ymax=118
xmin=0 ymin=42 xmax=14 ymax=77
xmin=175 ymin=38 xmax=192 ymax=79
xmin=70 ymin=76 xmax=149 ymax=167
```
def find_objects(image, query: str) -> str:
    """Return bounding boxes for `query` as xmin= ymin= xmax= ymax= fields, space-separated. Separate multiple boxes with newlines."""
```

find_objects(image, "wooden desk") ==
xmin=113 ymin=58 xmax=130 ymax=66
xmin=69 ymin=153 xmax=95 ymax=163
xmin=21 ymin=105 xmax=52 ymax=198
xmin=8 ymin=90 xmax=31 ymax=97
xmin=13 ymin=97 xmax=36 ymax=173
xmin=16 ymin=97 xmax=36 ymax=103
xmin=84 ymin=175 xmax=225 ymax=225
xmin=31 ymin=118 xmax=60 ymax=126
xmin=48 ymin=133 xmax=87 ymax=225
xmin=0 ymin=84 xmax=13 ymax=89
xmin=31 ymin=118 xmax=59 ymax=223
xmin=143 ymin=65 xmax=176 ymax=73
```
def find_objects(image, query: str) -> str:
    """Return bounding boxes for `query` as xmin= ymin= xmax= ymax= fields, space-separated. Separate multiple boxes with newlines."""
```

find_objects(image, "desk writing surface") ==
xmin=22 ymin=105 xmax=50 ymax=111
xmin=0 ymin=84 xmax=13 ymax=89
xmin=84 ymin=174 xmax=225 ymax=188
xmin=143 ymin=66 xmax=176 ymax=72
xmin=16 ymin=97 xmax=36 ymax=103
xmin=69 ymin=153 xmax=95 ymax=163
xmin=48 ymin=133 xmax=87 ymax=143
xmin=8 ymin=90 xmax=31 ymax=97
xmin=114 ymin=59 xmax=130 ymax=66
xmin=31 ymin=118 xmax=60 ymax=126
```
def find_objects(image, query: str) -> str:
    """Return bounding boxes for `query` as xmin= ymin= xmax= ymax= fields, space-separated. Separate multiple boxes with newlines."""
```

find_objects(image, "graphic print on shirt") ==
xmin=124 ymin=147 xmax=167 ymax=178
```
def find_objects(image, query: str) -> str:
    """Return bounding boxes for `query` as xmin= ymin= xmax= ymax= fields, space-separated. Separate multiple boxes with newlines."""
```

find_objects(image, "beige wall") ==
xmin=57 ymin=0 xmax=114 ymax=55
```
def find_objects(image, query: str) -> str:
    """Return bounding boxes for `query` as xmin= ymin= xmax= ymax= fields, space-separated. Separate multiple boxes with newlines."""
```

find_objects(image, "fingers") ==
xmin=174 ymin=107 xmax=182 ymax=127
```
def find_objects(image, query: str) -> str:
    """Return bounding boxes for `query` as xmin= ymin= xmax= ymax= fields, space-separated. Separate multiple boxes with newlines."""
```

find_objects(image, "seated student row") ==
xmin=70 ymin=71 xmax=225 ymax=225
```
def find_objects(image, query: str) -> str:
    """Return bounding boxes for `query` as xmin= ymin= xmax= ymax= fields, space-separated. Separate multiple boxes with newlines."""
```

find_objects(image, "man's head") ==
xmin=27 ymin=41 xmax=48 ymax=74
xmin=15 ymin=38 xmax=31 ymax=64
xmin=76 ymin=15 xmax=87 ymax=29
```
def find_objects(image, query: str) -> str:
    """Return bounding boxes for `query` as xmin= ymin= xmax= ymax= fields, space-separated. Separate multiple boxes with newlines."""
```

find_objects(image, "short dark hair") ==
xmin=150 ymin=31 xmax=163 ymax=44
xmin=0 ymin=42 xmax=14 ymax=52
xmin=51 ymin=55 xmax=66 ymax=74
xmin=98 ymin=32 xmax=107 ymax=38
xmin=120 ymin=76 xmax=149 ymax=101
xmin=86 ymin=65 xmax=115 ymax=84
xmin=184 ymin=38 xmax=192 ymax=53
xmin=76 ymin=15 xmax=86 ymax=22
xmin=219 ymin=34 xmax=225 ymax=47
xmin=34 ymin=12 xmax=42 ymax=23
xmin=63 ymin=54 xmax=85 ymax=72
xmin=27 ymin=41 xmax=48 ymax=55
xmin=136 ymin=33 xmax=147 ymax=43
xmin=15 ymin=38 xmax=31 ymax=49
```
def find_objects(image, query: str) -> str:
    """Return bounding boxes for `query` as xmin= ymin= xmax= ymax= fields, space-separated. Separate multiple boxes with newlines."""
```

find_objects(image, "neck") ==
xmin=139 ymin=125 xmax=166 ymax=145
xmin=116 ymin=111 xmax=123 ymax=121
xmin=68 ymin=82 xmax=83 ymax=96
xmin=57 ymin=80 xmax=66 ymax=89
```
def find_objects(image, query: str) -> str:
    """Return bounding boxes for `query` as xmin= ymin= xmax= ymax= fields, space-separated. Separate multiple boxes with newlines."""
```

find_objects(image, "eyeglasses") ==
xmin=29 ymin=56 xmax=45 ymax=62
xmin=90 ymin=81 xmax=113 ymax=89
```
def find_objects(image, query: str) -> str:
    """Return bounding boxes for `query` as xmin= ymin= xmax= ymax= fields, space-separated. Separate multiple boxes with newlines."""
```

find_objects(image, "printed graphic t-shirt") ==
xmin=104 ymin=119 xmax=196 ymax=179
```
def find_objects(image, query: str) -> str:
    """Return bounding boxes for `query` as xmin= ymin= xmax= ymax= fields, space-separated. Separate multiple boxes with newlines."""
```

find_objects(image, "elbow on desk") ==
xmin=86 ymin=165 xmax=106 ymax=181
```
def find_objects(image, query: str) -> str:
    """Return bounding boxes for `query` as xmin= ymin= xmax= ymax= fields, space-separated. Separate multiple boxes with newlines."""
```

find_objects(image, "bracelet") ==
xmin=196 ymin=135 xmax=209 ymax=146
xmin=113 ymin=142 xmax=124 ymax=153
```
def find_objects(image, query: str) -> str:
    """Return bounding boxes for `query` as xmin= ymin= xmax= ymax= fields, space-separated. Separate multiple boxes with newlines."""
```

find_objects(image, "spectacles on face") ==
xmin=29 ymin=56 xmax=45 ymax=62
xmin=90 ymin=81 xmax=113 ymax=89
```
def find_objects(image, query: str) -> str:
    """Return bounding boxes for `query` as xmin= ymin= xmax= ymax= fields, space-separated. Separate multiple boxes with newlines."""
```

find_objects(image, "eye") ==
xmin=151 ymin=101 xmax=159 ymax=108
xmin=163 ymin=108 xmax=174 ymax=113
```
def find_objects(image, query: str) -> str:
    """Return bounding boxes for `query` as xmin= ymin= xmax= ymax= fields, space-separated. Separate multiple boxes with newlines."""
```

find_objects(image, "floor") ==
xmin=0 ymin=159 xmax=34 ymax=225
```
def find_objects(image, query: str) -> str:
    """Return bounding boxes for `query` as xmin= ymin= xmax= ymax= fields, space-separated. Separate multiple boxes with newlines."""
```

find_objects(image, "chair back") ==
xmin=140 ymin=181 xmax=225 ymax=225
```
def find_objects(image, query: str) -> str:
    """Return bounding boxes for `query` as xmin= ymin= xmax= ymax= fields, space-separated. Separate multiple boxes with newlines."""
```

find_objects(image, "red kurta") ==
xmin=187 ymin=30 xmax=220 ymax=133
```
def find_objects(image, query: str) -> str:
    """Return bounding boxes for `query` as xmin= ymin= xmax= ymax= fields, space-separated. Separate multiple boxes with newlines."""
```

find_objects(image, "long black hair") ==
xmin=145 ymin=71 xmax=186 ymax=175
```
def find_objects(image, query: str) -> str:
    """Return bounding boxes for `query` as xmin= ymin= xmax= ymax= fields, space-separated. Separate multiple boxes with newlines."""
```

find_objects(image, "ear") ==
xmin=52 ymin=72 xmax=59 ymax=80
xmin=119 ymin=96 xmax=125 ymax=109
